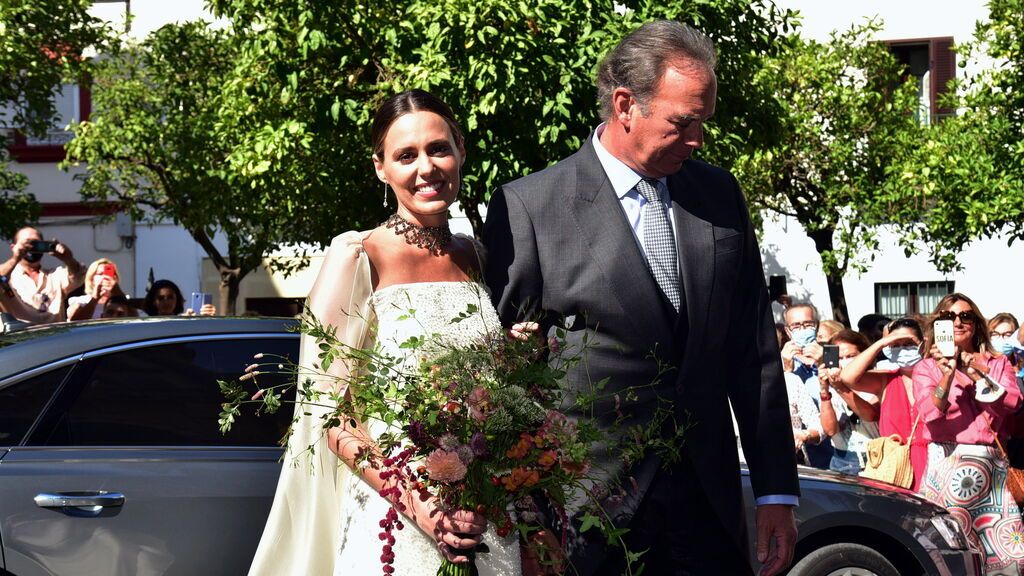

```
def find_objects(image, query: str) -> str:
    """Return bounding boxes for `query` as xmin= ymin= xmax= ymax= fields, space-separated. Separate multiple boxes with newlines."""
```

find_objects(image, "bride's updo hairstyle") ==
xmin=370 ymin=89 xmax=465 ymax=159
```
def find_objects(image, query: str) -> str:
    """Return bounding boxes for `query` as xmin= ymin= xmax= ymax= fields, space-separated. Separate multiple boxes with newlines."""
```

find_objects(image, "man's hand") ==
xmin=52 ymin=240 xmax=74 ymax=262
xmin=780 ymin=341 xmax=801 ymax=362
xmin=11 ymin=238 xmax=29 ymax=261
xmin=798 ymin=342 xmax=824 ymax=365
xmin=756 ymin=504 xmax=796 ymax=576
xmin=520 ymin=529 xmax=565 ymax=575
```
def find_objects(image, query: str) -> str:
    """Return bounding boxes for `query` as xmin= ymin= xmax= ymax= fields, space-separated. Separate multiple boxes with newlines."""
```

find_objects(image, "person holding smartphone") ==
xmin=816 ymin=330 xmax=879 ymax=475
xmin=913 ymin=293 xmax=1024 ymax=573
xmin=0 ymin=226 xmax=84 ymax=324
xmin=840 ymin=316 xmax=929 ymax=489
xmin=68 ymin=259 xmax=135 ymax=320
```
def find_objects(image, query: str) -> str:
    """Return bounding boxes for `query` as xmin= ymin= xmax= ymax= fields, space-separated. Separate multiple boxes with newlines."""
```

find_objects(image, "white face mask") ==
xmin=791 ymin=327 xmax=817 ymax=347
xmin=991 ymin=337 xmax=1020 ymax=356
xmin=882 ymin=345 xmax=923 ymax=368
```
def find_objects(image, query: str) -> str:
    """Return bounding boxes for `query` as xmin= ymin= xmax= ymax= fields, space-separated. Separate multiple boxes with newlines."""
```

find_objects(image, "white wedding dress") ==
xmin=334 ymin=280 xmax=521 ymax=576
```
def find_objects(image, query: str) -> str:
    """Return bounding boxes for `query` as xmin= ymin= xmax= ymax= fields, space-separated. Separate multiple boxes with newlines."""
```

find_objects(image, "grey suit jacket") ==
xmin=483 ymin=137 xmax=799 ymax=564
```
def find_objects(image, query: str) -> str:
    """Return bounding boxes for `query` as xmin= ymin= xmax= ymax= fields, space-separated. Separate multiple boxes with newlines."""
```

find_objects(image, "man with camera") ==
xmin=1 ymin=226 xmax=84 ymax=324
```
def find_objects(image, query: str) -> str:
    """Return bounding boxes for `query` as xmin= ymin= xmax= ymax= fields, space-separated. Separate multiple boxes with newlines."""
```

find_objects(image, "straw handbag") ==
xmin=986 ymin=416 xmax=1024 ymax=507
xmin=860 ymin=415 xmax=919 ymax=489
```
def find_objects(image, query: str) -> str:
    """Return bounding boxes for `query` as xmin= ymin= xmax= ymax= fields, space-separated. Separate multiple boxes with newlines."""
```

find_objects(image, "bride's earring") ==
xmin=382 ymin=182 xmax=389 ymax=208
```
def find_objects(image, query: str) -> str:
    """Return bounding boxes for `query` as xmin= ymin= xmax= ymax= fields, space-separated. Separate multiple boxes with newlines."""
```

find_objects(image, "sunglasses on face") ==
xmin=936 ymin=310 xmax=977 ymax=324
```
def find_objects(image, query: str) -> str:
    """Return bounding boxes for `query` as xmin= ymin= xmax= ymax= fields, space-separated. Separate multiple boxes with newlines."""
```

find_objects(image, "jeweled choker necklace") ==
xmin=384 ymin=213 xmax=452 ymax=255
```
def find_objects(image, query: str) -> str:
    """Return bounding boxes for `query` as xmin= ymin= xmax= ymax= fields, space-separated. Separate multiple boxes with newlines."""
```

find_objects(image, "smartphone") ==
xmin=190 ymin=292 xmax=212 ymax=313
xmin=768 ymin=275 xmax=787 ymax=301
xmin=823 ymin=344 xmax=840 ymax=368
xmin=28 ymin=240 xmax=57 ymax=254
xmin=97 ymin=263 xmax=118 ymax=279
xmin=934 ymin=320 xmax=955 ymax=357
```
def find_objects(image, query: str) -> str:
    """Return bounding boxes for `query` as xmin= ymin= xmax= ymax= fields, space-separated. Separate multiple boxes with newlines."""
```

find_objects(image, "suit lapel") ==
xmin=668 ymin=170 xmax=714 ymax=383
xmin=566 ymin=143 xmax=676 ymax=342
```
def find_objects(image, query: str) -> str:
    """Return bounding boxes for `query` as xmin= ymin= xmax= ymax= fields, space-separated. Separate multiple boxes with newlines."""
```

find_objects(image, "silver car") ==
xmin=0 ymin=317 xmax=297 ymax=575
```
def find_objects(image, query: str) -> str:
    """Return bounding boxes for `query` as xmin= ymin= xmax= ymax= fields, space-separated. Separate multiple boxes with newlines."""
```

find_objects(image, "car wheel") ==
xmin=788 ymin=543 xmax=901 ymax=576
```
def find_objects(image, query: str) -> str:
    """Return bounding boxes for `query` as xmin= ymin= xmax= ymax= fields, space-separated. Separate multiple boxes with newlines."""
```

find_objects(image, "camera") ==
xmin=28 ymin=240 xmax=57 ymax=254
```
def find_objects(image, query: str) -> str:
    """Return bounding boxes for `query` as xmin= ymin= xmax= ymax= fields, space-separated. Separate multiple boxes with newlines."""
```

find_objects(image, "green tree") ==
xmin=885 ymin=0 xmax=1024 ymax=271
xmin=733 ymin=22 xmax=922 ymax=325
xmin=63 ymin=23 xmax=306 ymax=314
xmin=207 ymin=0 xmax=796 ymax=239
xmin=0 ymin=0 xmax=109 ymax=237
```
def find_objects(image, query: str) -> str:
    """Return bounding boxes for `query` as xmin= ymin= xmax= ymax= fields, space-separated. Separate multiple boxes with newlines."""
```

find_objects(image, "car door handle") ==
xmin=34 ymin=491 xmax=125 ymax=515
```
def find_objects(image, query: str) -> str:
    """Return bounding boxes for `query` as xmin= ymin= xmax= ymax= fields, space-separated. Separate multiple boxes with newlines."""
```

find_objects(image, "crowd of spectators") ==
xmin=0 ymin=226 xmax=216 ymax=326
xmin=777 ymin=293 xmax=1024 ymax=571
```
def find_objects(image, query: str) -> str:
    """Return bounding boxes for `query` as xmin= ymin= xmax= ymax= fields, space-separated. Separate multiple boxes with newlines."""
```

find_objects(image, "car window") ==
xmin=0 ymin=366 xmax=71 ymax=446
xmin=29 ymin=338 xmax=296 ymax=447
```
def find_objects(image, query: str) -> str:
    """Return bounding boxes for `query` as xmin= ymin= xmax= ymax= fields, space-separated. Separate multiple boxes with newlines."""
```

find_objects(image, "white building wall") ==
xmin=133 ymin=223 xmax=208 ymax=297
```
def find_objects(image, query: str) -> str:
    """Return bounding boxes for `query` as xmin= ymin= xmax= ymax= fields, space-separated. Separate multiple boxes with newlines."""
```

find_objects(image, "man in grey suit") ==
xmin=483 ymin=21 xmax=798 ymax=576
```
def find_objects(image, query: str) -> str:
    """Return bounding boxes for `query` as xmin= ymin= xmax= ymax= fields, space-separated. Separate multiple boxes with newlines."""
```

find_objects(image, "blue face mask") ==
xmin=992 ymin=338 xmax=1017 ymax=356
xmin=882 ymin=345 xmax=922 ymax=368
xmin=791 ymin=328 xmax=817 ymax=348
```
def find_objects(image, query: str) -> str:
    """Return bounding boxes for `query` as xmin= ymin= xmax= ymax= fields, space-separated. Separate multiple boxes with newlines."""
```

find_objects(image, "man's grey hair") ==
xmin=784 ymin=302 xmax=819 ymax=323
xmin=596 ymin=20 xmax=717 ymax=120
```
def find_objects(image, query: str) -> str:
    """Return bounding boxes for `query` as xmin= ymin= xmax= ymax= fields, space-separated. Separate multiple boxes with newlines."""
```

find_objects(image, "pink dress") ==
xmin=878 ymin=374 xmax=928 ymax=491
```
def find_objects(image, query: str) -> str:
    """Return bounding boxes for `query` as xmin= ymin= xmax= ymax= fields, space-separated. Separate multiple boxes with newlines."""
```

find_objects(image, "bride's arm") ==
xmin=326 ymin=424 xmax=485 ymax=562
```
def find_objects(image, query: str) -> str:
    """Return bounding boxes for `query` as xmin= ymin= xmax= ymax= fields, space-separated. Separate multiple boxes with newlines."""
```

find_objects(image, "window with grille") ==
xmin=875 ymin=281 xmax=955 ymax=316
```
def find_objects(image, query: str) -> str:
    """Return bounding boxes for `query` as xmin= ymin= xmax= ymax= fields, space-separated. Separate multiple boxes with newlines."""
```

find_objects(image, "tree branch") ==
xmin=191 ymin=227 xmax=231 ymax=272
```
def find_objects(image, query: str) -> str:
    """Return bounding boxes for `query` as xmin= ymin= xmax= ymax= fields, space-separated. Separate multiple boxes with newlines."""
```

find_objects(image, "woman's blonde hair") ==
xmin=818 ymin=319 xmax=845 ymax=342
xmin=84 ymin=258 xmax=120 ymax=294
xmin=988 ymin=313 xmax=1020 ymax=333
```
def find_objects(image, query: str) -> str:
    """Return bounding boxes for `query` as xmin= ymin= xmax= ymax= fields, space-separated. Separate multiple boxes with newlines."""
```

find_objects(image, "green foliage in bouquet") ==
xmin=220 ymin=296 xmax=687 ymax=575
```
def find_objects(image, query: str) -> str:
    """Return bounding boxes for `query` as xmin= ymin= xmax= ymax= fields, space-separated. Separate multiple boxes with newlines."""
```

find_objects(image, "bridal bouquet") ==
xmin=220 ymin=302 xmax=684 ymax=576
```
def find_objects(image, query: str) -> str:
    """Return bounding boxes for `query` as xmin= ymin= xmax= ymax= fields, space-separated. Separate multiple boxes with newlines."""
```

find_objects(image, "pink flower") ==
xmin=425 ymin=449 xmax=467 ymax=483
xmin=467 ymin=387 xmax=492 ymax=422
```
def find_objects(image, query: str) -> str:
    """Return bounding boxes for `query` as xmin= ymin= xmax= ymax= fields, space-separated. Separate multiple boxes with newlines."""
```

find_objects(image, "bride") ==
xmin=249 ymin=90 xmax=522 ymax=576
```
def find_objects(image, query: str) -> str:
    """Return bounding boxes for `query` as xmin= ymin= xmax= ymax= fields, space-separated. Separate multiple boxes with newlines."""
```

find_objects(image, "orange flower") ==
xmin=537 ymin=450 xmax=558 ymax=469
xmin=501 ymin=467 xmax=542 ymax=491
xmin=506 ymin=435 xmax=533 ymax=459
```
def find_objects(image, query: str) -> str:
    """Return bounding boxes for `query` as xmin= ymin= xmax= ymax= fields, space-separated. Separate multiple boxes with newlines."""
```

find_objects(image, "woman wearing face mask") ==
xmin=914 ymin=293 xmax=1023 ymax=574
xmin=841 ymin=317 xmax=928 ymax=489
xmin=817 ymin=329 xmax=880 ymax=474
xmin=989 ymin=313 xmax=1024 ymax=389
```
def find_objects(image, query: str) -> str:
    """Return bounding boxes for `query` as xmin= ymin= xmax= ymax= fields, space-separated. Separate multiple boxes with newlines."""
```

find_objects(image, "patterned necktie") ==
xmin=636 ymin=178 xmax=680 ymax=310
